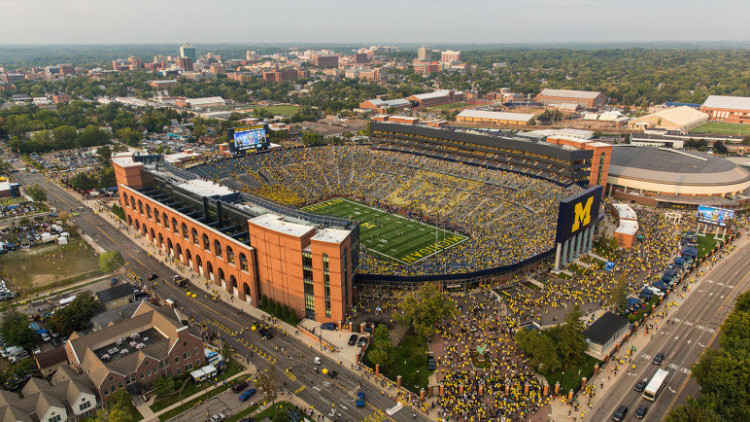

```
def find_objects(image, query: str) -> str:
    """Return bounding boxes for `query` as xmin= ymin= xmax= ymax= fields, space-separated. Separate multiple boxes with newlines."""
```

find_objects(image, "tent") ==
xmin=661 ymin=275 xmax=674 ymax=284
xmin=681 ymin=246 xmax=698 ymax=258
xmin=639 ymin=289 xmax=653 ymax=300
xmin=627 ymin=297 xmax=641 ymax=307
xmin=664 ymin=269 xmax=677 ymax=278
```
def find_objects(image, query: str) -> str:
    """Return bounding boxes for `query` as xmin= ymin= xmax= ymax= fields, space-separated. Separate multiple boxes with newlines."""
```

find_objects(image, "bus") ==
xmin=643 ymin=369 xmax=669 ymax=401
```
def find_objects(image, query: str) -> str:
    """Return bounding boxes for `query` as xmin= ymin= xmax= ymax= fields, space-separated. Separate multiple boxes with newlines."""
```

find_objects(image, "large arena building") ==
xmin=607 ymin=146 xmax=750 ymax=207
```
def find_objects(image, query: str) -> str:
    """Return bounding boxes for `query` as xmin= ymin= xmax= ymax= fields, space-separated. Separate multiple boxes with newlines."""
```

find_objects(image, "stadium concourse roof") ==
xmin=702 ymin=95 xmax=750 ymax=111
xmin=456 ymin=109 xmax=535 ymax=122
xmin=539 ymin=88 xmax=602 ymax=99
xmin=609 ymin=146 xmax=750 ymax=185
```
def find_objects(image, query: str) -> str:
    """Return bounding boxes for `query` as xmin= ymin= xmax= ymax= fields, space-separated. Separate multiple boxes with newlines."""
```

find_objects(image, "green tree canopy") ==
xmin=0 ymin=311 xmax=37 ymax=351
xmin=394 ymin=282 xmax=458 ymax=339
xmin=25 ymin=183 xmax=47 ymax=202
xmin=99 ymin=250 xmax=124 ymax=273
xmin=47 ymin=291 xmax=104 ymax=336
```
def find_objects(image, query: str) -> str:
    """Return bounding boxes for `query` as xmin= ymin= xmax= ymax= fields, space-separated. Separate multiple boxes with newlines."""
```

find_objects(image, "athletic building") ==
xmin=536 ymin=89 xmax=607 ymax=109
xmin=700 ymin=95 xmax=750 ymax=124
xmin=113 ymin=154 xmax=358 ymax=323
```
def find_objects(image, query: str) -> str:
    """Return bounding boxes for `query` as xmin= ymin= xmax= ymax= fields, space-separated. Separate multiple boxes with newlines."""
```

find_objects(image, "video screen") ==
xmin=697 ymin=205 xmax=734 ymax=227
xmin=230 ymin=126 xmax=266 ymax=150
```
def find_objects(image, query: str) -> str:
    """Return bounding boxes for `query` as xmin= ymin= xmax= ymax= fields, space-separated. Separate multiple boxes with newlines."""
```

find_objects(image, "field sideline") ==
xmin=302 ymin=198 xmax=467 ymax=264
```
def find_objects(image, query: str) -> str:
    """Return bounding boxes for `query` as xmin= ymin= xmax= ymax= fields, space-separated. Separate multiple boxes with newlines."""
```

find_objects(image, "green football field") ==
xmin=691 ymin=121 xmax=750 ymax=136
xmin=302 ymin=198 xmax=467 ymax=264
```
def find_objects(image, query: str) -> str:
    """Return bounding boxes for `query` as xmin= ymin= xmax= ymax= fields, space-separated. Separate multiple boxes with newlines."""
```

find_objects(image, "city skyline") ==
xmin=1 ymin=0 xmax=749 ymax=45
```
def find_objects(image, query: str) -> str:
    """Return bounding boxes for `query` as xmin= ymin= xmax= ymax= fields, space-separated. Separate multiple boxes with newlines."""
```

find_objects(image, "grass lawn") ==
xmin=696 ymin=233 xmax=720 ymax=260
xmin=252 ymin=402 xmax=301 ymax=421
xmin=691 ymin=121 xmax=750 ymax=136
xmin=0 ymin=197 xmax=23 ymax=206
xmin=254 ymin=105 xmax=301 ymax=116
xmin=362 ymin=333 xmax=431 ymax=393
xmin=542 ymin=354 xmax=600 ymax=394
xmin=0 ymin=238 xmax=100 ymax=291
xmin=427 ymin=102 xmax=472 ymax=111
xmin=151 ymin=359 xmax=244 ymax=412
xmin=302 ymin=198 xmax=467 ymax=264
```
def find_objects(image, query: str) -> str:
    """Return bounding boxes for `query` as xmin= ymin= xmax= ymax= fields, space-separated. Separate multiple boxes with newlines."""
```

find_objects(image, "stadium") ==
xmin=608 ymin=146 xmax=750 ymax=207
xmin=188 ymin=122 xmax=596 ymax=282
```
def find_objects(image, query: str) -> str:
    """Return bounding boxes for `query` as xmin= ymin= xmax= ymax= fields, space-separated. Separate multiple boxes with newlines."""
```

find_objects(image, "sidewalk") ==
xmin=548 ymin=233 xmax=748 ymax=422
xmin=139 ymin=368 xmax=252 ymax=422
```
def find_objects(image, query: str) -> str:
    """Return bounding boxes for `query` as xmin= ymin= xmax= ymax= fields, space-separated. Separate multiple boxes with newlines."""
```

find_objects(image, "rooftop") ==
xmin=248 ymin=213 xmax=315 ymax=238
xmin=609 ymin=145 xmax=750 ymax=186
xmin=457 ymin=109 xmax=535 ymax=122
xmin=176 ymin=179 xmax=235 ymax=197
xmin=539 ymin=88 xmax=603 ymax=99
xmin=611 ymin=203 xmax=637 ymax=221
xmin=702 ymin=95 xmax=750 ymax=111
xmin=311 ymin=228 xmax=350 ymax=244
xmin=95 ymin=283 xmax=135 ymax=304
xmin=583 ymin=312 xmax=629 ymax=345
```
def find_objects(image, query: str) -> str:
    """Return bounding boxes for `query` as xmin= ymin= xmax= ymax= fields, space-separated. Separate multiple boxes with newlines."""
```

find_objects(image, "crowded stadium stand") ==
xmin=369 ymin=122 xmax=594 ymax=187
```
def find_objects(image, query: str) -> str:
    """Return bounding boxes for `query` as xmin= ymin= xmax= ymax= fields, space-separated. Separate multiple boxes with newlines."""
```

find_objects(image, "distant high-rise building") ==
xmin=246 ymin=50 xmax=257 ymax=61
xmin=128 ymin=56 xmax=144 ymax=70
xmin=352 ymin=53 xmax=369 ymax=64
xmin=58 ymin=64 xmax=75 ymax=76
xmin=179 ymin=44 xmax=196 ymax=60
xmin=311 ymin=54 xmax=339 ymax=67
xmin=417 ymin=47 xmax=431 ymax=61
xmin=177 ymin=57 xmax=194 ymax=71
xmin=441 ymin=50 xmax=461 ymax=63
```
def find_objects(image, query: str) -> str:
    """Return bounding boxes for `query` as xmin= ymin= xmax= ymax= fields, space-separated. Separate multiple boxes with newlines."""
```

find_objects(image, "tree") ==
xmin=394 ymin=282 xmax=458 ymax=339
xmin=152 ymin=376 xmax=177 ymax=397
xmin=608 ymin=276 xmax=629 ymax=313
xmin=255 ymin=364 xmax=279 ymax=404
xmin=115 ymin=127 xmax=141 ymax=147
xmin=367 ymin=325 xmax=395 ymax=368
xmin=96 ymin=145 xmax=112 ymax=166
xmin=516 ymin=328 xmax=562 ymax=373
xmin=99 ymin=250 xmax=124 ymax=273
xmin=666 ymin=397 xmax=721 ymax=422
xmin=68 ymin=172 xmax=98 ymax=191
xmin=713 ymin=140 xmax=728 ymax=154
xmin=25 ymin=183 xmax=47 ymax=202
xmin=89 ymin=407 xmax=135 ymax=422
xmin=742 ymin=136 xmax=750 ymax=146
xmin=47 ymin=292 xmax=104 ymax=336
xmin=0 ymin=311 xmax=36 ymax=351
xmin=301 ymin=132 xmax=327 ymax=146
xmin=557 ymin=304 xmax=587 ymax=364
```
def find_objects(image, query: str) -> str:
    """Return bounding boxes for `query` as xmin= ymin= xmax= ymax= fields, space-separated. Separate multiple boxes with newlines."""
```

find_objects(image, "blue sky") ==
xmin=1 ymin=0 xmax=746 ymax=44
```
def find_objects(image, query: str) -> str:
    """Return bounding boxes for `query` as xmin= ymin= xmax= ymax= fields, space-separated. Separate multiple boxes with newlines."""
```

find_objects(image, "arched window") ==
xmin=191 ymin=228 xmax=198 ymax=245
xmin=214 ymin=240 xmax=222 ymax=258
xmin=226 ymin=246 xmax=235 ymax=265
xmin=181 ymin=223 xmax=188 ymax=240
xmin=163 ymin=213 xmax=169 ymax=229
xmin=137 ymin=200 xmax=143 ymax=214
xmin=171 ymin=218 xmax=178 ymax=234
xmin=131 ymin=197 xmax=136 ymax=209
xmin=239 ymin=253 xmax=248 ymax=272
xmin=146 ymin=204 xmax=152 ymax=219
xmin=122 ymin=193 xmax=128 ymax=208
xmin=155 ymin=212 xmax=161 ymax=224
xmin=202 ymin=234 xmax=210 ymax=251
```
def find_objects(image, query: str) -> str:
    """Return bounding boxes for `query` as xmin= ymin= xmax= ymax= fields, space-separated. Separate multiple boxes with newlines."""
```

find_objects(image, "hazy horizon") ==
xmin=2 ymin=0 xmax=748 ymax=45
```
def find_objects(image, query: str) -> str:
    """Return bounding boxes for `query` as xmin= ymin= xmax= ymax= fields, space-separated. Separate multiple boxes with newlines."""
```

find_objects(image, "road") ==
xmin=12 ymin=169 xmax=428 ymax=422
xmin=588 ymin=238 xmax=750 ymax=421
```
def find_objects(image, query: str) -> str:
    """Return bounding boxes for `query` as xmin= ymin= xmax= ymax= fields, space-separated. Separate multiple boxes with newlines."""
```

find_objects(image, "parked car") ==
xmin=348 ymin=334 xmax=358 ymax=346
xmin=232 ymin=381 xmax=248 ymax=393
xmin=314 ymin=356 xmax=322 ymax=365
xmin=611 ymin=405 xmax=628 ymax=421
xmin=320 ymin=322 xmax=337 ymax=330
xmin=239 ymin=388 xmax=257 ymax=402
xmin=427 ymin=356 xmax=437 ymax=371
xmin=357 ymin=337 xmax=368 ymax=347
xmin=209 ymin=413 xmax=226 ymax=422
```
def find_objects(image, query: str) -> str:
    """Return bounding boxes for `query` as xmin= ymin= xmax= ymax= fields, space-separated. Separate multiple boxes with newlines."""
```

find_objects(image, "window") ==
xmin=239 ymin=253 xmax=248 ymax=271
xmin=192 ymin=228 xmax=199 ymax=245
xmin=155 ymin=212 xmax=161 ymax=224
xmin=146 ymin=204 xmax=152 ymax=219
xmin=163 ymin=214 xmax=169 ymax=229
xmin=176 ymin=369 xmax=181 ymax=375
xmin=303 ymin=251 xmax=314 ymax=315
xmin=226 ymin=246 xmax=235 ymax=265
xmin=323 ymin=253 xmax=331 ymax=318
xmin=194 ymin=347 xmax=199 ymax=355
xmin=203 ymin=234 xmax=210 ymax=251
xmin=138 ymin=200 xmax=143 ymax=214
xmin=181 ymin=223 xmax=188 ymax=240
xmin=174 ymin=356 xmax=180 ymax=363
xmin=131 ymin=197 xmax=136 ymax=209
xmin=102 ymin=387 xmax=108 ymax=396
xmin=172 ymin=218 xmax=178 ymax=234
xmin=49 ymin=415 xmax=62 ymax=422
xmin=140 ymin=373 xmax=145 ymax=379
xmin=214 ymin=240 xmax=222 ymax=258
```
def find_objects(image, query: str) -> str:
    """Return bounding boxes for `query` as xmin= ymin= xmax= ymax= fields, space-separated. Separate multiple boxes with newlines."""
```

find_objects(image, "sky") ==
xmin=1 ymin=0 xmax=748 ymax=45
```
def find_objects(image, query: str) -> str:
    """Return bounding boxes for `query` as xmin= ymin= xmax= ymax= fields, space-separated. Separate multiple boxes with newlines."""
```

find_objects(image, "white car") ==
xmin=210 ymin=413 xmax=226 ymax=422
xmin=314 ymin=356 xmax=322 ymax=365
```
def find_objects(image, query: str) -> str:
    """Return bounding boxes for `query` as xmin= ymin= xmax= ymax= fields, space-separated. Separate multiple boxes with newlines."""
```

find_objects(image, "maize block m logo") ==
xmin=572 ymin=196 xmax=594 ymax=233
